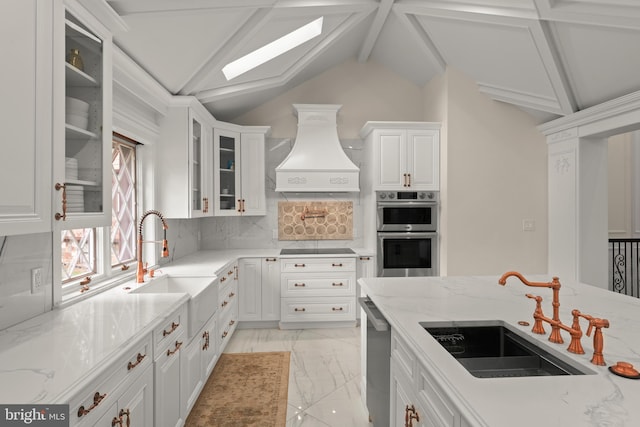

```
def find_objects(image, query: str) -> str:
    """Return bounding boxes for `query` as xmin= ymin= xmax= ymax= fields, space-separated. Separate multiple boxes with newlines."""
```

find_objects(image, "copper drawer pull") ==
xmin=229 ymin=320 xmax=235 ymax=326
xmin=332 ymin=282 xmax=344 ymax=287
xmin=220 ymin=276 xmax=227 ymax=282
xmin=127 ymin=353 xmax=146 ymax=371
xmin=294 ymin=283 xmax=306 ymax=287
xmin=228 ymin=270 xmax=234 ymax=275
xmin=229 ymin=292 xmax=235 ymax=298
xmin=167 ymin=340 xmax=182 ymax=356
xmin=112 ymin=416 xmax=122 ymax=427
xmin=222 ymin=331 xmax=228 ymax=338
xmin=332 ymin=263 xmax=343 ymax=267
xmin=294 ymin=263 xmax=306 ymax=267
xmin=77 ymin=391 xmax=107 ymax=417
xmin=162 ymin=322 xmax=179 ymax=337
xmin=332 ymin=307 xmax=344 ymax=311
xmin=221 ymin=300 xmax=228 ymax=307
xmin=266 ymin=258 xmax=277 ymax=262
xmin=120 ymin=409 xmax=130 ymax=427
xmin=359 ymin=256 xmax=370 ymax=261
xmin=294 ymin=308 xmax=306 ymax=312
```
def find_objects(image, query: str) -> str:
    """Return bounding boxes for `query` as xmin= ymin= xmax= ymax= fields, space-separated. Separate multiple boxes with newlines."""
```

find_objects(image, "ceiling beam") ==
xmin=177 ymin=8 xmax=272 ymax=95
xmin=357 ymin=0 xmax=394 ymax=62
xmin=107 ymin=0 xmax=277 ymax=16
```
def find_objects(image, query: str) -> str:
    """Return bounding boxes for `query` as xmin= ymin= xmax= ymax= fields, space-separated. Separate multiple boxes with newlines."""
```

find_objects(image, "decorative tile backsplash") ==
xmin=278 ymin=201 xmax=353 ymax=240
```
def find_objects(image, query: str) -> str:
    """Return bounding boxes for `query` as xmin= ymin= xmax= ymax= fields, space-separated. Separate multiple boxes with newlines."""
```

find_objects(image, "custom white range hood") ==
xmin=275 ymin=104 xmax=359 ymax=192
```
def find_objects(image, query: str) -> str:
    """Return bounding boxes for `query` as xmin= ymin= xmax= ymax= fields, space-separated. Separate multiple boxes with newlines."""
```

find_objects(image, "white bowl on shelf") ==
xmin=65 ymin=97 xmax=89 ymax=114
xmin=66 ymin=113 xmax=89 ymax=130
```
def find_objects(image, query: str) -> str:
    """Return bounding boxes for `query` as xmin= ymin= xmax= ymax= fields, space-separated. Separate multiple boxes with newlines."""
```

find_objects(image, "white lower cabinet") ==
xmin=217 ymin=262 xmax=239 ymax=353
xmin=390 ymin=331 xmax=471 ymax=427
xmin=94 ymin=365 xmax=154 ymax=427
xmin=153 ymin=306 xmax=187 ymax=427
xmin=71 ymin=335 xmax=154 ymax=427
xmin=183 ymin=314 xmax=218 ymax=414
xmin=279 ymin=257 xmax=356 ymax=327
xmin=238 ymin=257 xmax=281 ymax=322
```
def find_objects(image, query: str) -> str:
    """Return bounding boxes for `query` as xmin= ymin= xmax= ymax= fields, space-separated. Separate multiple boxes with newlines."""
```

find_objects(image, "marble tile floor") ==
xmin=223 ymin=326 xmax=371 ymax=427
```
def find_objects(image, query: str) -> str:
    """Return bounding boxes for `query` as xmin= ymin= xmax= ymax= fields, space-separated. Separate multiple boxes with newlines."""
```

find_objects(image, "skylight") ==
xmin=222 ymin=17 xmax=324 ymax=81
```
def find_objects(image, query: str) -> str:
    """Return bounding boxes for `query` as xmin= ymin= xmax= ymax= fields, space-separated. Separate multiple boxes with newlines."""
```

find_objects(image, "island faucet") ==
xmin=499 ymin=271 xmax=564 ymax=344
xmin=137 ymin=210 xmax=169 ymax=283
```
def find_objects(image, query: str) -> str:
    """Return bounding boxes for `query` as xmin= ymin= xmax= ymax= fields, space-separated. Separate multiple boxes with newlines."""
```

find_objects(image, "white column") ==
xmin=548 ymin=128 xmax=609 ymax=288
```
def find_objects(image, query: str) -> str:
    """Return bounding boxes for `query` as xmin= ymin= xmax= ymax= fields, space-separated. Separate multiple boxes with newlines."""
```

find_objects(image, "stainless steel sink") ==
xmin=420 ymin=320 xmax=594 ymax=378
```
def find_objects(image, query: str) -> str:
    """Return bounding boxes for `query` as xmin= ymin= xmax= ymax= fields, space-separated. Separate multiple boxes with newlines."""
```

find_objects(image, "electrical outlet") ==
xmin=522 ymin=219 xmax=536 ymax=232
xmin=31 ymin=267 xmax=43 ymax=293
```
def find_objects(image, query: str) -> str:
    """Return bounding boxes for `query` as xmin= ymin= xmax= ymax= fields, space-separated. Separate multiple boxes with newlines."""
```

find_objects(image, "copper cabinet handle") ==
xmin=222 ymin=331 xmax=228 ymax=338
xmin=265 ymin=258 xmax=277 ymax=262
xmin=403 ymin=173 xmax=408 ymax=187
xmin=332 ymin=263 xmax=343 ymax=267
xmin=77 ymin=391 xmax=107 ymax=417
xmin=359 ymin=256 xmax=370 ymax=261
xmin=202 ymin=331 xmax=209 ymax=350
xmin=405 ymin=404 xmax=420 ymax=427
xmin=228 ymin=270 xmax=233 ymax=275
xmin=237 ymin=199 xmax=242 ymax=213
xmin=241 ymin=199 xmax=246 ymax=212
xmin=112 ymin=416 xmax=123 ymax=427
xmin=167 ymin=340 xmax=182 ymax=356
xmin=407 ymin=173 xmax=411 ymax=187
xmin=80 ymin=276 xmax=91 ymax=293
xmin=294 ymin=283 xmax=306 ymax=287
xmin=294 ymin=308 xmax=306 ymax=312
xmin=220 ymin=276 xmax=227 ymax=282
xmin=55 ymin=182 xmax=67 ymax=221
xmin=162 ymin=322 xmax=179 ymax=337
xmin=294 ymin=263 xmax=306 ymax=267
xmin=332 ymin=307 xmax=344 ymax=311
xmin=221 ymin=300 xmax=228 ymax=307
xmin=127 ymin=353 xmax=146 ymax=371
xmin=229 ymin=292 xmax=235 ymax=298
xmin=229 ymin=320 xmax=235 ymax=326
xmin=332 ymin=282 xmax=344 ymax=287
xmin=119 ymin=409 xmax=130 ymax=427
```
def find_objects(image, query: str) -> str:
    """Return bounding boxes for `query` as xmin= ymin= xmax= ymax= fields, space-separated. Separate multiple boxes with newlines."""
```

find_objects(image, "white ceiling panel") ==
xmin=416 ymin=16 xmax=556 ymax=98
xmin=552 ymin=22 xmax=640 ymax=108
xmin=114 ymin=9 xmax=252 ymax=93
xmin=369 ymin=11 xmax=440 ymax=85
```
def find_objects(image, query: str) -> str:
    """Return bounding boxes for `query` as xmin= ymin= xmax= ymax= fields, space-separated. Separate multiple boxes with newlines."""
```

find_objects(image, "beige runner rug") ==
xmin=185 ymin=351 xmax=291 ymax=427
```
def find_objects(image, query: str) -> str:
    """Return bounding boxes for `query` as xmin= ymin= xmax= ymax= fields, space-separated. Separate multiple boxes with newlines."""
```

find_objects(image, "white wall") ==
xmin=425 ymin=67 xmax=548 ymax=276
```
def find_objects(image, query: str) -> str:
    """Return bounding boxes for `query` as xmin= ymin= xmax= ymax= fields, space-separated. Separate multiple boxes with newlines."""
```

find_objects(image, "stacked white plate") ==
xmin=66 ymin=96 xmax=90 ymax=130
xmin=65 ymin=185 xmax=85 ymax=213
xmin=65 ymin=157 xmax=78 ymax=180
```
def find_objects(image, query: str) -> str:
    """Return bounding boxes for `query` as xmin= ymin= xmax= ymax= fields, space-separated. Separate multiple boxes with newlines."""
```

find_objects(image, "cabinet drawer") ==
xmin=218 ymin=280 xmax=237 ymax=319
xmin=280 ymin=297 xmax=355 ymax=322
xmin=391 ymin=330 xmax=416 ymax=380
xmin=218 ymin=308 xmax=237 ymax=351
xmin=280 ymin=257 xmax=356 ymax=273
xmin=153 ymin=305 xmax=187 ymax=355
xmin=417 ymin=363 xmax=457 ymax=427
xmin=281 ymin=273 xmax=355 ymax=296
xmin=69 ymin=335 xmax=152 ymax=426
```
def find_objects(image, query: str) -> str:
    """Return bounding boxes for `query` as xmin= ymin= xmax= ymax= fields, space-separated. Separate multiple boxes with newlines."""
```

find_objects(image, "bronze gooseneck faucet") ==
xmin=499 ymin=271 xmax=611 ymax=366
xmin=499 ymin=271 xmax=564 ymax=343
xmin=137 ymin=210 xmax=169 ymax=283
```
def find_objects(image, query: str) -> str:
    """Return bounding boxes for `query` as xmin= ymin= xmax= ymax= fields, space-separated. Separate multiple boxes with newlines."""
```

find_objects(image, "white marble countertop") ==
xmin=0 ymin=289 xmax=188 ymax=404
xmin=359 ymin=275 xmax=640 ymax=427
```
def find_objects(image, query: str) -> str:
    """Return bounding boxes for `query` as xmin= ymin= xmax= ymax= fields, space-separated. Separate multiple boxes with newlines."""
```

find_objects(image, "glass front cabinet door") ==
xmin=214 ymin=127 xmax=241 ymax=215
xmin=53 ymin=5 xmax=112 ymax=229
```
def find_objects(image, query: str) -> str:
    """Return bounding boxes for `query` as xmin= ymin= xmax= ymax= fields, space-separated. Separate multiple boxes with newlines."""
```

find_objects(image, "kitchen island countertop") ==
xmin=359 ymin=274 xmax=640 ymax=427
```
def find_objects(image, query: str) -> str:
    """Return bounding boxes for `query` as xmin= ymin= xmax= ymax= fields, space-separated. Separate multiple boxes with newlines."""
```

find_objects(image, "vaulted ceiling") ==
xmin=102 ymin=0 xmax=640 ymax=123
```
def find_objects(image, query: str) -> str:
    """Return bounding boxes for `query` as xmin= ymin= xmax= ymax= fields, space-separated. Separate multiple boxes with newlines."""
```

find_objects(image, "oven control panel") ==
xmin=376 ymin=191 xmax=438 ymax=201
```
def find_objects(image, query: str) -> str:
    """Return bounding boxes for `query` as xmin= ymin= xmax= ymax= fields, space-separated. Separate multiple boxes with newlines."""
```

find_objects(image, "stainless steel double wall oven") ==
xmin=376 ymin=191 xmax=439 ymax=277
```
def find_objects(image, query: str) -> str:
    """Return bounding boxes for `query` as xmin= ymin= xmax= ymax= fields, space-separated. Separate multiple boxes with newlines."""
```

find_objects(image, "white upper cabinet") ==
xmin=213 ymin=125 xmax=270 ymax=216
xmin=0 ymin=0 xmax=53 ymax=236
xmin=53 ymin=2 xmax=113 ymax=230
xmin=361 ymin=122 xmax=440 ymax=191
xmin=157 ymin=98 xmax=213 ymax=218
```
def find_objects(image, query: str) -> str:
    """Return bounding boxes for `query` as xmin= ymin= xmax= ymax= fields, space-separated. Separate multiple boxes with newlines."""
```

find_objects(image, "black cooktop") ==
xmin=280 ymin=248 xmax=355 ymax=255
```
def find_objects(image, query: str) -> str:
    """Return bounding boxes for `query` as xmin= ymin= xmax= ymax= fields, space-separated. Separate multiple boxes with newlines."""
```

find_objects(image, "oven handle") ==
xmin=377 ymin=231 xmax=438 ymax=238
xmin=358 ymin=297 xmax=389 ymax=331
xmin=376 ymin=201 xmax=437 ymax=207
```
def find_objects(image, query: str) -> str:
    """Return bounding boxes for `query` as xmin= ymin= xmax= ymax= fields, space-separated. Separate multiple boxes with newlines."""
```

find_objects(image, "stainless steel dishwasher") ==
xmin=359 ymin=297 xmax=390 ymax=427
